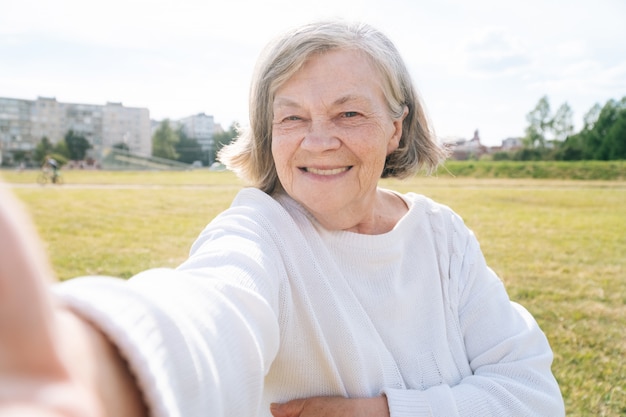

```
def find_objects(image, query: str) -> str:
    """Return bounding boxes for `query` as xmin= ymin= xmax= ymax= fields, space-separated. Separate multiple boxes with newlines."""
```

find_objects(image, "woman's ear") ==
xmin=387 ymin=105 xmax=409 ymax=154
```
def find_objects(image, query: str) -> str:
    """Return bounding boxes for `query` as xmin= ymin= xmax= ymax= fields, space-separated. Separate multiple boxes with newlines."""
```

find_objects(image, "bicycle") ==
xmin=37 ymin=169 xmax=64 ymax=185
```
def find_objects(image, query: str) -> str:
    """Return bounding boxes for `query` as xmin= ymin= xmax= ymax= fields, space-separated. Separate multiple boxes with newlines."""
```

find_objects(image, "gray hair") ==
xmin=218 ymin=20 xmax=448 ymax=194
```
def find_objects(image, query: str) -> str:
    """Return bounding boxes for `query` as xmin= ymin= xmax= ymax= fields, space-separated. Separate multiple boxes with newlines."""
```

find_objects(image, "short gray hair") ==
xmin=218 ymin=20 xmax=448 ymax=194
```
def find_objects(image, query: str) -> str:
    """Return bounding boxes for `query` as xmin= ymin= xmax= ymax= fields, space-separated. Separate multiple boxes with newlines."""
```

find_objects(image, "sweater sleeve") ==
xmin=53 ymin=205 xmax=283 ymax=417
xmin=384 ymin=208 xmax=564 ymax=417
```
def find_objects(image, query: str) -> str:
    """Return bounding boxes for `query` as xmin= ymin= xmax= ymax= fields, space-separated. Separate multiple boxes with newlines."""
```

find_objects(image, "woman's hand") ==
xmin=0 ymin=187 xmax=145 ymax=416
xmin=270 ymin=396 xmax=390 ymax=417
xmin=0 ymin=187 xmax=98 ymax=416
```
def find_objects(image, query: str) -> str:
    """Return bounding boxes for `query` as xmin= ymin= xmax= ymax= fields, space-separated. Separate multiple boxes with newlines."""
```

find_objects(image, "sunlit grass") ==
xmin=0 ymin=168 xmax=240 ymax=185
xmin=2 ymin=170 xmax=625 ymax=416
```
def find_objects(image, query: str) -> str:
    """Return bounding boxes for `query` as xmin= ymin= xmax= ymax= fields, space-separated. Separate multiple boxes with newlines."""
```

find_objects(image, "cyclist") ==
xmin=43 ymin=155 xmax=60 ymax=183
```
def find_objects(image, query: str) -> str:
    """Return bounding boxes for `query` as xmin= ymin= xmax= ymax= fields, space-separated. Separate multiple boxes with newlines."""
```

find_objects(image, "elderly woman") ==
xmin=0 ymin=21 xmax=564 ymax=417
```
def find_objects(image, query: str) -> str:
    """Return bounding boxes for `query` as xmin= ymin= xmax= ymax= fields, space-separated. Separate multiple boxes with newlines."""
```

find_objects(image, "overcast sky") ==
xmin=2 ymin=0 xmax=625 ymax=145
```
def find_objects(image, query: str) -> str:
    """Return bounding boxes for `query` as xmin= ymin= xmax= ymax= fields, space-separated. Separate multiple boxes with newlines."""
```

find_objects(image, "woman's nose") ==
xmin=300 ymin=119 xmax=341 ymax=152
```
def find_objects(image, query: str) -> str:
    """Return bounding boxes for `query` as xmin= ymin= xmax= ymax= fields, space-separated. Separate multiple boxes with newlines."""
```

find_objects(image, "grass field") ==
xmin=2 ymin=169 xmax=625 ymax=416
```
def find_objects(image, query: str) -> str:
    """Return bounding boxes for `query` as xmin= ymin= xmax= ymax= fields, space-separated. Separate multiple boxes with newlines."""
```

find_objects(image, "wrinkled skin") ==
xmin=271 ymin=49 xmax=408 ymax=235
xmin=270 ymin=396 xmax=390 ymax=417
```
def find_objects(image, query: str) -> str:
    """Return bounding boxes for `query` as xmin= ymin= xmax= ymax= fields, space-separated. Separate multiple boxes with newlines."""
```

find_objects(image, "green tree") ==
xmin=561 ymin=104 xmax=602 ymax=160
xmin=492 ymin=151 xmax=512 ymax=161
xmin=34 ymin=137 xmax=55 ymax=164
xmin=112 ymin=142 xmax=130 ymax=152
xmin=594 ymin=97 xmax=626 ymax=160
xmin=583 ymin=103 xmax=601 ymax=130
xmin=564 ymin=97 xmax=626 ymax=160
xmin=33 ymin=136 xmax=71 ymax=166
xmin=152 ymin=120 xmax=180 ymax=160
xmin=64 ymin=130 xmax=92 ymax=160
xmin=213 ymin=122 xmax=239 ymax=152
xmin=53 ymin=140 xmax=70 ymax=160
xmin=174 ymin=128 xmax=203 ymax=164
xmin=555 ymin=135 xmax=583 ymax=160
xmin=11 ymin=150 xmax=29 ymax=164
xmin=551 ymin=102 xmax=574 ymax=142
xmin=524 ymin=96 xmax=552 ymax=149
xmin=513 ymin=147 xmax=546 ymax=161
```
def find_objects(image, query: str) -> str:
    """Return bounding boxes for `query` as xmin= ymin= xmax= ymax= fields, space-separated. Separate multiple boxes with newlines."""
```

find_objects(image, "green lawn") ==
xmin=2 ymin=169 xmax=625 ymax=416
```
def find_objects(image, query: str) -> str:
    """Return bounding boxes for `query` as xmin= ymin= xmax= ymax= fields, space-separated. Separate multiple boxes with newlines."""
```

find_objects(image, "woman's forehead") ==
xmin=274 ymin=50 xmax=384 ymax=98
xmin=273 ymin=93 xmax=375 ymax=110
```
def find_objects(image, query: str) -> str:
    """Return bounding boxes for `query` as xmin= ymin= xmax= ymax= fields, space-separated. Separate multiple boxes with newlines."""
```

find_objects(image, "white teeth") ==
xmin=306 ymin=167 xmax=349 ymax=176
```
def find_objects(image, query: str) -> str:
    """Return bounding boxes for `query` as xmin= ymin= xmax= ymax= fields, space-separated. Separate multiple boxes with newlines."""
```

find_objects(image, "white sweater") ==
xmin=55 ymin=187 xmax=564 ymax=417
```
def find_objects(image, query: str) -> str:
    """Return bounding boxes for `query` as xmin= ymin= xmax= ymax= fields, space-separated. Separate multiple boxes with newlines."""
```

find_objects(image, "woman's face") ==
xmin=271 ymin=49 xmax=405 ymax=231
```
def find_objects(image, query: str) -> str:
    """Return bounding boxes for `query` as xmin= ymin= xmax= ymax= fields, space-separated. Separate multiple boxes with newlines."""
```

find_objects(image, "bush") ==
xmin=436 ymin=160 xmax=626 ymax=180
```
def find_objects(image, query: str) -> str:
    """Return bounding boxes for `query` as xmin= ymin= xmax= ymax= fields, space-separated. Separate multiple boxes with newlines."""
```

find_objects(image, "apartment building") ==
xmin=177 ymin=113 xmax=215 ymax=150
xmin=0 ymin=96 xmax=151 ymax=162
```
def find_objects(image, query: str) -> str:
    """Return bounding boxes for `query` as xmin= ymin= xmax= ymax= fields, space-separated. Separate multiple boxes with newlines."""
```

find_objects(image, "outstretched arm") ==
xmin=0 ymin=186 xmax=146 ymax=416
xmin=270 ymin=396 xmax=389 ymax=417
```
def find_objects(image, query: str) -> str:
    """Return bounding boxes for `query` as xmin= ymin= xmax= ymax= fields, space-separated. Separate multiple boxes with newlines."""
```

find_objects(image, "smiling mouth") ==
xmin=303 ymin=167 xmax=351 ymax=176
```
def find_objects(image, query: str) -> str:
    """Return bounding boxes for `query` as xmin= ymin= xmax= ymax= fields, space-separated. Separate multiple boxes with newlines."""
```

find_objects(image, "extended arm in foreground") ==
xmin=0 ymin=187 xmax=146 ymax=417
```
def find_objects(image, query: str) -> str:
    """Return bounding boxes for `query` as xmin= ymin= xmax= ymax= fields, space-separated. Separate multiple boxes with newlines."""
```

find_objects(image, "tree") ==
xmin=555 ymin=135 xmax=583 ymax=161
xmin=603 ymin=114 xmax=626 ymax=159
xmin=213 ymin=122 xmax=239 ymax=152
xmin=112 ymin=142 xmax=130 ymax=152
xmin=152 ymin=120 xmax=180 ymax=160
xmin=53 ymin=140 xmax=70 ymax=160
xmin=64 ymin=130 xmax=92 ymax=160
xmin=524 ymin=96 xmax=552 ymax=149
xmin=563 ymin=97 xmax=626 ymax=160
xmin=594 ymin=97 xmax=626 ymax=160
xmin=174 ymin=128 xmax=203 ymax=164
xmin=11 ymin=150 xmax=29 ymax=164
xmin=551 ymin=103 xmax=574 ymax=142
xmin=583 ymin=103 xmax=601 ymax=131
xmin=32 ymin=136 xmax=68 ymax=166
xmin=561 ymin=104 xmax=602 ymax=160
xmin=34 ymin=137 xmax=54 ymax=164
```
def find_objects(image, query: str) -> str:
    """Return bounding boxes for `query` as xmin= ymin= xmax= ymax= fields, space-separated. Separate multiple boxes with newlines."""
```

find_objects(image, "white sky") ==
xmin=2 ymin=0 xmax=625 ymax=145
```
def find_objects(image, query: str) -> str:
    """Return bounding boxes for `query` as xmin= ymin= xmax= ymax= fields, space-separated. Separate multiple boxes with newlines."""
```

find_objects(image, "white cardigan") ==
xmin=55 ymin=187 xmax=564 ymax=417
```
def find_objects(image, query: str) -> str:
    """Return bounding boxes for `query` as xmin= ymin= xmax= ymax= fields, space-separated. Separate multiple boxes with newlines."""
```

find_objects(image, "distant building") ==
xmin=152 ymin=113 xmax=220 ymax=165
xmin=177 ymin=112 xmax=215 ymax=159
xmin=445 ymin=129 xmax=488 ymax=160
xmin=501 ymin=137 xmax=524 ymax=150
xmin=0 ymin=96 xmax=151 ymax=163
